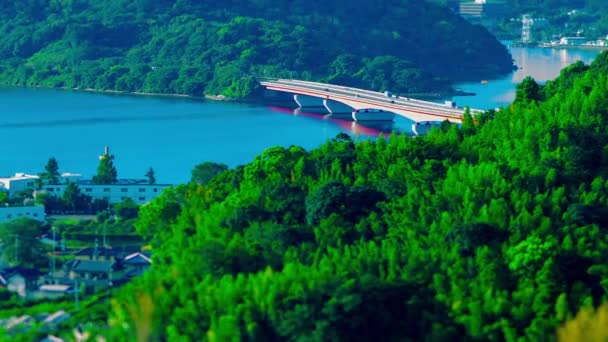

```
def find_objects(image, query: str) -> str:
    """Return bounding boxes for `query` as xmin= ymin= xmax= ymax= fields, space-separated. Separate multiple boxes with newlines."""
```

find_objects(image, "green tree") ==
xmin=515 ymin=76 xmax=543 ymax=104
xmin=40 ymin=157 xmax=60 ymax=184
xmin=62 ymin=182 xmax=90 ymax=212
xmin=191 ymin=162 xmax=228 ymax=185
xmin=93 ymin=149 xmax=118 ymax=184
xmin=113 ymin=198 xmax=139 ymax=220
xmin=0 ymin=218 xmax=47 ymax=268
xmin=145 ymin=167 xmax=156 ymax=184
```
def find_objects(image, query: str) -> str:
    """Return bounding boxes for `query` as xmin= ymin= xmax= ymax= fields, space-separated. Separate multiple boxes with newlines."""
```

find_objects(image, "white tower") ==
xmin=522 ymin=15 xmax=533 ymax=43
xmin=99 ymin=146 xmax=112 ymax=160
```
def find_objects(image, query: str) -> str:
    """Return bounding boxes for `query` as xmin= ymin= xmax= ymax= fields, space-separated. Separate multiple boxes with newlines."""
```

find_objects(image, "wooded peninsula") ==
xmin=0 ymin=0 xmax=514 ymax=98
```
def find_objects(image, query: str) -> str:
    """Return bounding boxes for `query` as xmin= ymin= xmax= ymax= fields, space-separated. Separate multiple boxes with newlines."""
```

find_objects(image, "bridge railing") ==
xmin=260 ymin=78 xmax=483 ymax=116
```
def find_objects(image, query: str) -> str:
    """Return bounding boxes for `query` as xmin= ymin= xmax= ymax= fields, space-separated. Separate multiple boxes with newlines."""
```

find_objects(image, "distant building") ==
xmin=5 ymin=147 xmax=170 ymax=206
xmin=0 ymin=267 xmax=42 ymax=297
xmin=559 ymin=37 xmax=587 ymax=45
xmin=122 ymin=252 xmax=152 ymax=277
xmin=459 ymin=0 xmax=508 ymax=19
xmin=36 ymin=285 xmax=74 ymax=300
xmin=0 ymin=173 xmax=82 ymax=197
xmin=0 ymin=206 xmax=45 ymax=223
xmin=42 ymin=179 xmax=171 ymax=205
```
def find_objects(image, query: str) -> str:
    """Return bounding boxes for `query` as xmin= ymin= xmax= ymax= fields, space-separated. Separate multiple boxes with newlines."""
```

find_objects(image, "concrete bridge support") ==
xmin=323 ymin=99 xmax=355 ymax=114
xmin=294 ymin=95 xmax=325 ymax=108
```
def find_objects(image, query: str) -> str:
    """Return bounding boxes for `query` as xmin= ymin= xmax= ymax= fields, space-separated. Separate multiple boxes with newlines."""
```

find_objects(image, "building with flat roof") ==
xmin=559 ymin=37 xmax=587 ymax=46
xmin=459 ymin=0 xmax=508 ymax=19
xmin=0 ymin=173 xmax=82 ymax=197
xmin=42 ymin=179 xmax=171 ymax=205
xmin=0 ymin=206 xmax=45 ymax=223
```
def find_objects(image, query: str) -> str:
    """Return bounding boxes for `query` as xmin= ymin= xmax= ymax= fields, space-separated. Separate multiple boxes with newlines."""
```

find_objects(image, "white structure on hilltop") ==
xmin=42 ymin=180 xmax=171 ymax=205
xmin=0 ymin=173 xmax=82 ymax=197
xmin=0 ymin=206 xmax=45 ymax=223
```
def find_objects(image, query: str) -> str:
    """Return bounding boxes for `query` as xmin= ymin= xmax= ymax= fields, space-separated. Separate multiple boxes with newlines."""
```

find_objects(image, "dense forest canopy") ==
xmin=0 ymin=0 xmax=514 ymax=98
xmin=77 ymin=51 xmax=608 ymax=340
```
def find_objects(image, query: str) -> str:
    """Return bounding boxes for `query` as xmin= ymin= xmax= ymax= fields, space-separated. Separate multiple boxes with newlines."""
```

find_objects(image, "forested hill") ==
xmin=92 ymin=52 xmax=608 ymax=340
xmin=0 ymin=0 xmax=513 ymax=98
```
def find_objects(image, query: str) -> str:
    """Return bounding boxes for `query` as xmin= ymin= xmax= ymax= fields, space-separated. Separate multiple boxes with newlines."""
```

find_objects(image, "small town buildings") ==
xmin=67 ymin=259 xmax=125 ymax=291
xmin=0 ymin=173 xmax=81 ymax=197
xmin=42 ymin=179 xmax=171 ymax=205
xmin=42 ymin=310 xmax=72 ymax=327
xmin=459 ymin=0 xmax=508 ymax=19
xmin=74 ymin=245 xmax=141 ymax=262
xmin=559 ymin=36 xmax=587 ymax=46
xmin=36 ymin=285 xmax=74 ymax=299
xmin=0 ymin=205 xmax=45 ymax=223
xmin=0 ymin=267 xmax=42 ymax=297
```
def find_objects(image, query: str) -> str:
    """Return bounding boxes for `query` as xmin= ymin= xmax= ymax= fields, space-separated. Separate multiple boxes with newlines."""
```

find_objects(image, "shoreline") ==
xmin=2 ymin=83 xmax=243 ymax=103
xmin=1 ymin=83 xmax=477 ymax=104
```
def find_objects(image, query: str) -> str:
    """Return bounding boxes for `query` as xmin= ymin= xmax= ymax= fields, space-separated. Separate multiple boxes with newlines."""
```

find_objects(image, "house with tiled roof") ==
xmin=123 ymin=252 xmax=152 ymax=277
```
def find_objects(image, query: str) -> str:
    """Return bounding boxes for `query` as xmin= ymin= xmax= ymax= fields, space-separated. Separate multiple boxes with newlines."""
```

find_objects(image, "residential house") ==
xmin=0 ymin=267 xmax=42 ymax=297
xmin=36 ymin=284 xmax=75 ymax=300
xmin=68 ymin=259 xmax=123 ymax=290
xmin=123 ymin=252 xmax=152 ymax=278
xmin=74 ymin=247 xmax=119 ymax=262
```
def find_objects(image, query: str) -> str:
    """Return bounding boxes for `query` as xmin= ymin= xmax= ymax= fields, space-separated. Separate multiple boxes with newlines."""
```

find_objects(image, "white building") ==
xmin=0 ymin=206 xmax=45 ymax=223
xmin=0 ymin=173 xmax=82 ymax=197
xmin=42 ymin=180 xmax=171 ymax=205
xmin=559 ymin=37 xmax=587 ymax=46
xmin=0 ymin=174 xmax=38 ymax=197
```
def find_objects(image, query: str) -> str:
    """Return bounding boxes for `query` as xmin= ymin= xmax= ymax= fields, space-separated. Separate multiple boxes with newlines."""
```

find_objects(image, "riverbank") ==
xmin=512 ymin=41 xmax=608 ymax=50
xmin=7 ymin=83 xmax=478 ymax=105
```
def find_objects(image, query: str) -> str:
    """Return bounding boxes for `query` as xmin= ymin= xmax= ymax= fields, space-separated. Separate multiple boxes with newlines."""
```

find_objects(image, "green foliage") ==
xmin=97 ymin=51 xmax=608 ymax=341
xmin=61 ymin=182 xmax=89 ymax=212
xmin=145 ymin=167 xmax=156 ymax=185
xmin=0 ymin=218 xmax=47 ymax=268
xmin=113 ymin=198 xmax=139 ymax=221
xmin=92 ymin=154 xmax=117 ymax=184
xmin=191 ymin=162 xmax=228 ymax=185
xmin=0 ymin=0 xmax=513 ymax=98
xmin=40 ymin=157 xmax=60 ymax=184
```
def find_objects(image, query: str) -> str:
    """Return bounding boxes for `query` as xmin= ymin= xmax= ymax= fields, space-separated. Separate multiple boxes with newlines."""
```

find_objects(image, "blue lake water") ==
xmin=0 ymin=88 xmax=402 ymax=184
xmin=451 ymin=44 xmax=603 ymax=109
xmin=0 ymin=45 xmax=603 ymax=184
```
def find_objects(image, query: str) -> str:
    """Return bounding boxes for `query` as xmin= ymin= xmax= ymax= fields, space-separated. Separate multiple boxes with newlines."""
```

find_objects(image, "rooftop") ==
xmin=123 ymin=252 xmax=152 ymax=265
xmin=1 ymin=266 xmax=42 ymax=279
xmin=39 ymin=284 xmax=73 ymax=292
xmin=71 ymin=260 xmax=115 ymax=273
xmin=0 ymin=173 xmax=39 ymax=181
xmin=75 ymin=179 xmax=170 ymax=186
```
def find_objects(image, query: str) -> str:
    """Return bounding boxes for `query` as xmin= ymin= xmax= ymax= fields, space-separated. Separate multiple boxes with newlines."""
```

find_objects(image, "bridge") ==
xmin=259 ymin=78 xmax=482 ymax=123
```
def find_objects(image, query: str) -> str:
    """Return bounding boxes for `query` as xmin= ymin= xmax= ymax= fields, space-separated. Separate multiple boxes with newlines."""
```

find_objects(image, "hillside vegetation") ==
xmin=0 ymin=0 xmax=513 ymax=98
xmin=89 ymin=52 xmax=608 ymax=340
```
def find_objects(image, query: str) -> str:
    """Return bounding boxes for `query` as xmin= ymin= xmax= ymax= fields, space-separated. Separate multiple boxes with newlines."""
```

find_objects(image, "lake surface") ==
xmin=451 ymin=44 xmax=603 ymax=109
xmin=0 ymin=45 xmax=603 ymax=184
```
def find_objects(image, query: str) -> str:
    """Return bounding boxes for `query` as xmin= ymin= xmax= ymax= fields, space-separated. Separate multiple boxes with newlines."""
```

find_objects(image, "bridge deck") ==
xmin=260 ymin=78 xmax=482 ymax=123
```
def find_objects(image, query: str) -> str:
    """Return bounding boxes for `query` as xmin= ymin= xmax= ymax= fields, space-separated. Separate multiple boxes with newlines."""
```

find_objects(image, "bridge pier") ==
xmin=323 ymin=99 xmax=354 ymax=114
xmin=293 ymin=95 xmax=325 ymax=108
